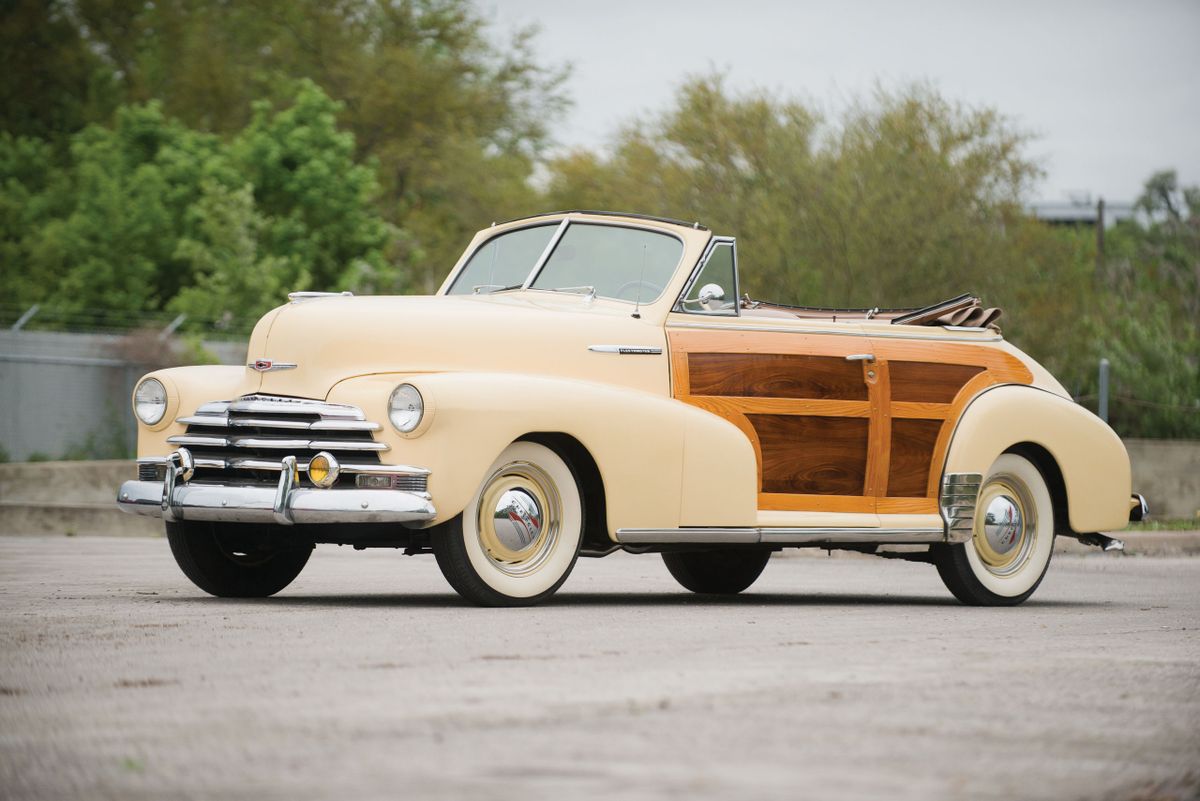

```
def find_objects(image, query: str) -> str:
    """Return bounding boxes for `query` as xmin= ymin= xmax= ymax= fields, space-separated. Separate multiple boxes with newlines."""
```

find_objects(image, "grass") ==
xmin=1123 ymin=519 xmax=1200 ymax=532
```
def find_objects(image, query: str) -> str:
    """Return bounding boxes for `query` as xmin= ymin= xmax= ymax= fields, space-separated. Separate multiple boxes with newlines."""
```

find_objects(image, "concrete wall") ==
xmin=0 ymin=330 xmax=244 ymax=461
xmin=1126 ymin=438 xmax=1200 ymax=520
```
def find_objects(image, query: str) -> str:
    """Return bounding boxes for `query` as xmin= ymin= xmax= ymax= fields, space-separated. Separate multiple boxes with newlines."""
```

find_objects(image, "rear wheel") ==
xmin=432 ymin=441 xmax=584 ymax=607
xmin=933 ymin=453 xmax=1055 ymax=606
xmin=661 ymin=549 xmax=772 ymax=595
xmin=166 ymin=521 xmax=312 ymax=598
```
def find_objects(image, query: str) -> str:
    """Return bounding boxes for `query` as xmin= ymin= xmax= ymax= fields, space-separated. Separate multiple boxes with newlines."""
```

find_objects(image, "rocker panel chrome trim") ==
xmin=615 ymin=527 xmax=945 ymax=545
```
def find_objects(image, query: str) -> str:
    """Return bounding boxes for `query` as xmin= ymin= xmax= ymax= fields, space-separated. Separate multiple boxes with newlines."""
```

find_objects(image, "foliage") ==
xmin=13 ymin=0 xmax=567 ymax=292
xmin=1075 ymin=171 xmax=1200 ymax=437
xmin=0 ymin=82 xmax=394 ymax=328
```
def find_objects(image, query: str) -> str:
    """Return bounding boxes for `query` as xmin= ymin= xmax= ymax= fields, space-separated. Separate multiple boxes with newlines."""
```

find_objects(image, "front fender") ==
xmin=943 ymin=385 xmax=1131 ymax=533
xmin=326 ymin=372 xmax=758 ymax=534
xmin=135 ymin=365 xmax=252 ymax=456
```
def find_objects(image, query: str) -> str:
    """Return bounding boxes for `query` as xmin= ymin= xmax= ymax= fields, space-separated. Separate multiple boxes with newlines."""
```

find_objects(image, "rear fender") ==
xmin=943 ymin=385 xmax=1131 ymax=533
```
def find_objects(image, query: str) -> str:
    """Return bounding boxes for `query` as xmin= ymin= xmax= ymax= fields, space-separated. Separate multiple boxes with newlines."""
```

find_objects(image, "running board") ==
xmin=614 ymin=527 xmax=946 ymax=546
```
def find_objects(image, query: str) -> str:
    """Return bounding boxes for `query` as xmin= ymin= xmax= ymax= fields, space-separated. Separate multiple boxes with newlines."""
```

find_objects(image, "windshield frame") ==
xmin=447 ymin=218 xmax=687 ymax=305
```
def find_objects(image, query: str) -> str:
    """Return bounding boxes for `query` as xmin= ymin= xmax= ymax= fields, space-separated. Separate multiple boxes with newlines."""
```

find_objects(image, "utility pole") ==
xmin=1096 ymin=197 xmax=1106 ymax=275
xmin=1098 ymin=357 xmax=1110 ymax=423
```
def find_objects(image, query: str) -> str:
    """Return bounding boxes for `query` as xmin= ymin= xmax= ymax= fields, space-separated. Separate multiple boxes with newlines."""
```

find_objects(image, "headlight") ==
xmin=388 ymin=384 xmax=423 ymax=433
xmin=134 ymin=378 xmax=167 ymax=425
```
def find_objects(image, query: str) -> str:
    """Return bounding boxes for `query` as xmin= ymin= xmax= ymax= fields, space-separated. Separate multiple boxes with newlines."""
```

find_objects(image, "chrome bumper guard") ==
xmin=116 ymin=449 xmax=436 ymax=526
xmin=940 ymin=473 xmax=983 ymax=544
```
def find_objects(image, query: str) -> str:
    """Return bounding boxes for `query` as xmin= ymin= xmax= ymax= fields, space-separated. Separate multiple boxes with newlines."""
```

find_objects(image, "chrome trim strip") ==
xmin=587 ymin=345 xmax=664 ymax=355
xmin=615 ymin=526 xmax=946 ymax=545
xmin=167 ymin=435 xmax=389 ymax=452
xmin=666 ymin=320 xmax=1003 ymax=343
xmin=135 ymin=455 xmax=428 ymax=476
xmin=288 ymin=291 xmax=353 ymax=302
xmin=307 ymin=439 xmax=389 ymax=452
xmin=309 ymin=420 xmax=382 ymax=432
xmin=166 ymin=434 xmax=229 ymax=448
xmin=247 ymin=360 xmax=298 ymax=373
xmin=226 ymin=396 xmax=365 ymax=419
xmin=176 ymin=415 xmax=380 ymax=432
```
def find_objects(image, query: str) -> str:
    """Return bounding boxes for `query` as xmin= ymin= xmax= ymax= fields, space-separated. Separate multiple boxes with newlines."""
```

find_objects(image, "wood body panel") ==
xmin=889 ymin=362 xmax=984 ymax=403
xmin=667 ymin=324 xmax=1033 ymax=515
xmin=887 ymin=419 xmax=944 ymax=497
xmin=748 ymin=414 xmax=869 ymax=495
xmin=689 ymin=353 xmax=868 ymax=400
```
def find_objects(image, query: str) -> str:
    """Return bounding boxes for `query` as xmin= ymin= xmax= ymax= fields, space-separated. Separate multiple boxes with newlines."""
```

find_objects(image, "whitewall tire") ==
xmin=934 ymin=453 xmax=1056 ymax=606
xmin=432 ymin=441 xmax=584 ymax=606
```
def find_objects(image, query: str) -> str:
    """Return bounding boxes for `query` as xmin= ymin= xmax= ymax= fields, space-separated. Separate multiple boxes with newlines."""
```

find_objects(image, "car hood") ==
xmin=244 ymin=293 xmax=671 ymax=400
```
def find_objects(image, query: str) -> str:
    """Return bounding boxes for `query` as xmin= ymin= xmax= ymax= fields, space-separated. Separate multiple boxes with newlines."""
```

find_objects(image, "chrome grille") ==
xmin=169 ymin=395 xmax=386 ymax=485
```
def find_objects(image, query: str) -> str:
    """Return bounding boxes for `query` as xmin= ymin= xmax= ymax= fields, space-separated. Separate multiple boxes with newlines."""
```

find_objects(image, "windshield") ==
xmin=447 ymin=224 xmax=557 ymax=295
xmin=530 ymin=224 xmax=683 ymax=303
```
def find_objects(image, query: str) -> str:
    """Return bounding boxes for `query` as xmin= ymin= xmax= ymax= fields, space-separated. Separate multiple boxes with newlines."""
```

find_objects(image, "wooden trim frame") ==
xmin=668 ymin=327 xmax=1033 ymax=515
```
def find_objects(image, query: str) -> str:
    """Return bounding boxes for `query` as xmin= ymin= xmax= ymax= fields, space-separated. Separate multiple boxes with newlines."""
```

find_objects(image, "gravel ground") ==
xmin=1 ymin=536 xmax=1198 ymax=801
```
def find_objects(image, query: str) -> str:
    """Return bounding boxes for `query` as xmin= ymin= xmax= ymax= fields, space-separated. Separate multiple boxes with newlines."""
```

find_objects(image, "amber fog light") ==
xmin=307 ymin=452 xmax=340 ymax=488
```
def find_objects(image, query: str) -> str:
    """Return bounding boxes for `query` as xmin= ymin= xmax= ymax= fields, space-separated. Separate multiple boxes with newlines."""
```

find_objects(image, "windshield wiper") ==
xmin=547 ymin=285 xmax=596 ymax=300
xmin=472 ymin=283 xmax=525 ymax=295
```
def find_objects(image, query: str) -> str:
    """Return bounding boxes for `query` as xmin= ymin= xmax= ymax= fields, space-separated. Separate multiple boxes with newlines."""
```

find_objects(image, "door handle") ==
xmin=845 ymin=353 xmax=875 ymax=362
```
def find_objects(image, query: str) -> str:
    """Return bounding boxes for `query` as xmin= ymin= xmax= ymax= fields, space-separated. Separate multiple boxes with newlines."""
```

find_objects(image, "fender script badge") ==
xmin=249 ymin=359 xmax=298 ymax=373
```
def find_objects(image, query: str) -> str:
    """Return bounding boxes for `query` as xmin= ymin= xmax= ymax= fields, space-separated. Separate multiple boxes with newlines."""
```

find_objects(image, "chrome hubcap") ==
xmin=491 ymin=488 xmax=544 ymax=553
xmin=983 ymin=495 xmax=1023 ymax=556
xmin=475 ymin=461 xmax=561 ymax=576
xmin=972 ymin=475 xmax=1037 ymax=577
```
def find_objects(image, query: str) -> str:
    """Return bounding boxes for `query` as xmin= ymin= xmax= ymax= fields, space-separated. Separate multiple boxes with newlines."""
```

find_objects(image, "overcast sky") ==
xmin=486 ymin=0 xmax=1199 ymax=204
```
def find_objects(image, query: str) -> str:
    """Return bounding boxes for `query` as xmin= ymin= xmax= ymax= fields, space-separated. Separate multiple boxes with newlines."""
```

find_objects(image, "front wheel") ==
xmin=933 ymin=453 xmax=1055 ymax=606
xmin=166 ymin=521 xmax=312 ymax=597
xmin=432 ymin=441 xmax=584 ymax=607
xmin=661 ymin=549 xmax=772 ymax=595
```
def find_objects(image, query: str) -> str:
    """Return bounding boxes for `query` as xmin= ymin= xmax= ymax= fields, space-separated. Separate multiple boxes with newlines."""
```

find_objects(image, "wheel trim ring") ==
xmin=972 ymin=475 xmax=1037 ymax=577
xmin=475 ymin=461 xmax=561 ymax=577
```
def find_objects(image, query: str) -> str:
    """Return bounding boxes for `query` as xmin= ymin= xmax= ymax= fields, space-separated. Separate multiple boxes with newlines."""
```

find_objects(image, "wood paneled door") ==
xmin=668 ymin=325 xmax=1032 ymax=515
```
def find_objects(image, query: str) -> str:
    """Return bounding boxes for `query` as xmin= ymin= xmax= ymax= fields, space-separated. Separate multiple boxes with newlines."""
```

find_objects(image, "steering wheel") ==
xmin=614 ymin=279 xmax=664 ymax=301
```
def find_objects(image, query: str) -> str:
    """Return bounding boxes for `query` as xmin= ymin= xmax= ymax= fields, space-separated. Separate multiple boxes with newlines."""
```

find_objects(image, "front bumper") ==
xmin=116 ymin=450 xmax=436 ymax=526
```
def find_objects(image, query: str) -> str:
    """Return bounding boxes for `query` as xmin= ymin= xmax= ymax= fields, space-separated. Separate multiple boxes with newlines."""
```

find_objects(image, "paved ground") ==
xmin=1 ymin=536 xmax=1197 ymax=801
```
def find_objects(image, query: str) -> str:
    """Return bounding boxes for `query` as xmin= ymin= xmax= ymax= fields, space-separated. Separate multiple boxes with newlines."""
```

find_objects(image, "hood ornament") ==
xmin=249 ymin=359 xmax=298 ymax=373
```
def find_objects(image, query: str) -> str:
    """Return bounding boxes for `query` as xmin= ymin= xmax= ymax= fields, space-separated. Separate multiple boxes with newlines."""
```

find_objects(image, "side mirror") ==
xmin=698 ymin=283 xmax=726 ymax=311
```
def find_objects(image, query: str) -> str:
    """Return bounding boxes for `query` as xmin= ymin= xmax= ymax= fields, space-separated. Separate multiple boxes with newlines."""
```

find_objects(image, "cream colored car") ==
xmin=117 ymin=211 xmax=1145 ymax=606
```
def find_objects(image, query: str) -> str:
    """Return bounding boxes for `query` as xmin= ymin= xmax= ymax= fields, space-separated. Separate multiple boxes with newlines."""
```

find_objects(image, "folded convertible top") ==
xmin=740 ymin=292 xmax=1002 ymax=330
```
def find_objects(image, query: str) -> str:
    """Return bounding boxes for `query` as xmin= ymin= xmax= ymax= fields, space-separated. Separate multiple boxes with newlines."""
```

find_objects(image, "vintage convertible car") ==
xmin=117 ymin=211 xmax=1146 ymax=606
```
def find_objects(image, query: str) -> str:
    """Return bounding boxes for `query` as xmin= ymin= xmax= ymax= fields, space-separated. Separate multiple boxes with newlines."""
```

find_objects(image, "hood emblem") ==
xmin=249 ymin=359 xmax=298 ymax=373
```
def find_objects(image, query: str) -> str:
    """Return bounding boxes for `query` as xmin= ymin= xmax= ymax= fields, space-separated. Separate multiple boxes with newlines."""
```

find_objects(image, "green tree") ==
xmin=0 ymin=0 xmax=119 ymax=138
xmin=0 ymin=82 xmax=395 ymax=329
xmin=60 ymin=0 xmax=567 ymax=291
